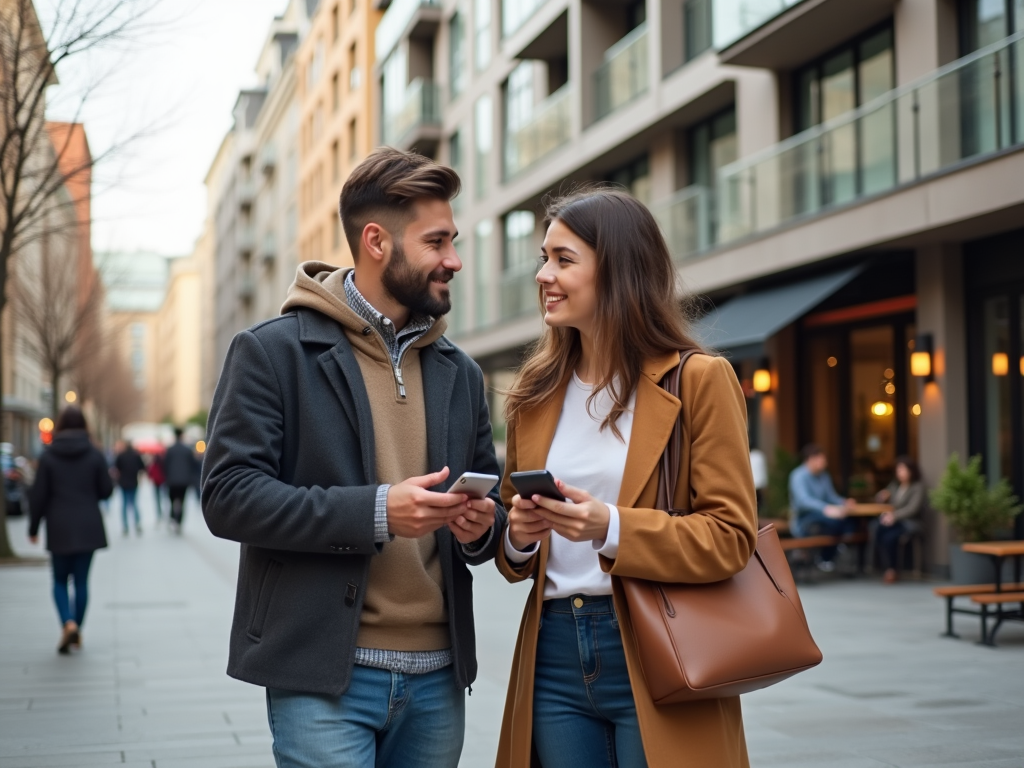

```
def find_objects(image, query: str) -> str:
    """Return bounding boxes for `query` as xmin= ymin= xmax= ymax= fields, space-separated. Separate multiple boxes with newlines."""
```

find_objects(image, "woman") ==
xmin=495 ymin=188 xmax=758 ymax=768
xmin=29 ymin=407 xmax=114 ymax=653
xmin=874 ymin=456 xmax=927 ymax=583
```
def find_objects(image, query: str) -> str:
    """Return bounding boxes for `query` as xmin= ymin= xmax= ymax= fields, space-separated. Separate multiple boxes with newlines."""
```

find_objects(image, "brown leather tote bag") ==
xmin=620 ymin=352 xmax=823 ymax=704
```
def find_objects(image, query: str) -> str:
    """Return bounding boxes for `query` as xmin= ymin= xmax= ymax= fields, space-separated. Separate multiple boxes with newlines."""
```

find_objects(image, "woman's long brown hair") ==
xmin=504 ymin=186 xmax=704 ymax=438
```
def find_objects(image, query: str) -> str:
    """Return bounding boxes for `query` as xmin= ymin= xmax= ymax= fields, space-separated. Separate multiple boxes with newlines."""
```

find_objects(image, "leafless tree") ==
xmin=0 ymin=0 xmax=159 ymax=558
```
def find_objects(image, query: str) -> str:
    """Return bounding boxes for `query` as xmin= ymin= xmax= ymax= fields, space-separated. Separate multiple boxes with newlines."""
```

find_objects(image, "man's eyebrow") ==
xmin=421 ymin=228 xmax=454 ymax=239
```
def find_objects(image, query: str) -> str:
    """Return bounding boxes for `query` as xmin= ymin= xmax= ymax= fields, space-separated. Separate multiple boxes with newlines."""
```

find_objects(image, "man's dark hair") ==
xmin=801 ymin=443 xmax=825 ymax=463
xmin=339 ymin=147 xmax=461 ymax=258
xmin=174 ymin=427 xmax=184 ymax=440
xmin=55 ymin=406 xmax=87 ymax=433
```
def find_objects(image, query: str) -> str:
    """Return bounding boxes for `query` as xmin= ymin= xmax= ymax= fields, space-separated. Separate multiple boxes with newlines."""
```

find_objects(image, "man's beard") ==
xmin=381 ymin=240 xmax=453 ymax=317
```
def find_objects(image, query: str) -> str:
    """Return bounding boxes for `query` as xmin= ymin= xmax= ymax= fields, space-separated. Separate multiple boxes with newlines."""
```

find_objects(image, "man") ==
xmin=788 ymin=444 xmax=856 ymax=571
xmin=202 ymin=148 xmax=505 ymax=768
xmin=113 ymin=441 xmax=145 ymax=536
xmin=164 ymin=428 xmax=197 ymax=533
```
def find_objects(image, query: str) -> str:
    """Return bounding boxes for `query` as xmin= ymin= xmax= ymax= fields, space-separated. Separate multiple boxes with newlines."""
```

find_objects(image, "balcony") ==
xmin=260 ymin=234 xmax=276 ymax=267
xmin=652 ymin=186 xmax=712 ymax=263
xmin=236 ymin=179 xmax=256 ymax=210
xmin=498 ymin=268 xmax=540 ymax=321
xmin=382 ymin=78 xmax=442 ymax=151
xmin=503 ymin=0 xmax=549 ymax=38
xmin=504 ymin=85 xmax=573 ymax=180
xmin=237 ymin=274 xmax=255 ymax=303
xmin=375 ymin=0 xmax=441 ymax=64
xmin=594 ymin=23 xmax=649 ymax=121
xmin=259 ymin=144 xmax=276 ymax=175
xmin=715 ymin=0 xmax=895 ymax=69
xmin=236 ymin=226 xmax=256 ymax=256
xmin=717 ymin=32 xmax=1024 ymax=244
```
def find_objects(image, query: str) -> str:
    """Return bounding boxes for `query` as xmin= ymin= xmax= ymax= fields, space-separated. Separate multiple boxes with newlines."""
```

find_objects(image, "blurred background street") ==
xmin=2 ymin=486 xmax=1022 ymax=768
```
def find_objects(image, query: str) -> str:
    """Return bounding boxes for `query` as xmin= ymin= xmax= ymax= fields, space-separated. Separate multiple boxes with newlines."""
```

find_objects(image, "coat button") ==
xmin=573 ymin=597 xmax=584 ymax=609
xmin=361 ymin=327 xmax=372 ymax=335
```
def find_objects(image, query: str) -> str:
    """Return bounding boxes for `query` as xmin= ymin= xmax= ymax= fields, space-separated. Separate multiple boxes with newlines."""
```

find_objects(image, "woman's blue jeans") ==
xmin=533 ymin=594 xmax=647 ymax=768
xmin=51 ymin=551 xmax=93 ymax=627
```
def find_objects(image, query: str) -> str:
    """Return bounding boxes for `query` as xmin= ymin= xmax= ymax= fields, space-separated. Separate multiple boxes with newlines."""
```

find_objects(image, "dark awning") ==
xmin=692 ymin=266 xmax=863 ymax=359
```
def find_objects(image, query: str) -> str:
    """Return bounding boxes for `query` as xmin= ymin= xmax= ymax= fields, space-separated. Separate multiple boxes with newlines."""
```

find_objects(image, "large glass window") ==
xmin=684 ymin=0 xmax=713 ymax=62
xmin=503 ymin=210 xmax=535 ymax=271
xmin=606 ymin=154 xmax=651 ymax=205
xmin=450 ymin=9 xmax=467 ymax=99
xmin=474 ymin=0 xmax=491 ymax=71
xmin=474 ymin=95 xmax=492 ymax=199
xmin=983 ymin=296 xmax=1014 ymax=485
xmin=474 ymin=219 xmax=494 ymax=327
xmin=689 ymin=107 xmax=736 ymax=243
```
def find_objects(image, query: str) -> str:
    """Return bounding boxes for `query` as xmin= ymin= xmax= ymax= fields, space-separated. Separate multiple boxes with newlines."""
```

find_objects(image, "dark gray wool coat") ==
xmin=201 ymin=308 xmax=505 ymax=696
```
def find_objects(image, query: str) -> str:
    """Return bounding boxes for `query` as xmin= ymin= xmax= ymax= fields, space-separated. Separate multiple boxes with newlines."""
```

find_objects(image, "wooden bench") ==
xmin=779 ymin=532 xmax=870 ymax=578
xmin=934 ymin=583 xmax=1024 ymax=641
xmin=971 ymin=592 xmax=1024 ymax=646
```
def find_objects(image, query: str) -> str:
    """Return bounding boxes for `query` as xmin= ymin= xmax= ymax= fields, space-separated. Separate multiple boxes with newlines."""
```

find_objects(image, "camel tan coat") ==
xmin=494 ymin=352 xmax=758 ymax=768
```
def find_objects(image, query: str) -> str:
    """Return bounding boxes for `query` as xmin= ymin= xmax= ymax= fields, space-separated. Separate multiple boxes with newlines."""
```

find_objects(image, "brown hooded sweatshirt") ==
xmin=281 ymin=262 xmax=451 ymax=652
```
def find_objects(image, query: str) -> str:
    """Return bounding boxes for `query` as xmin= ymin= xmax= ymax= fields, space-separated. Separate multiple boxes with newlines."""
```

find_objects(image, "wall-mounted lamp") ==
xmin=910 ymin=334 xmax=933 ymax=381
xmin=992 ymin=352 xmax=1009 ymax=376
xmin=752 ymin=358 xmax=772 ymax=393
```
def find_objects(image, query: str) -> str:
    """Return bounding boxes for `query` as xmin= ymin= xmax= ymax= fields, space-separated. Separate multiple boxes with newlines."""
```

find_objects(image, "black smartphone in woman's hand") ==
xmin=509 ymin=470 xmax=566 ymax=502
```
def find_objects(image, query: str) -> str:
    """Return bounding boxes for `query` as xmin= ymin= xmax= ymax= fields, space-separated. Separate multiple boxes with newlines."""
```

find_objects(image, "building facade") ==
xmin=155 ymin=256 xmax=202 ymax=425
xmin=379 ymin=0 xmax=1024 ymax=571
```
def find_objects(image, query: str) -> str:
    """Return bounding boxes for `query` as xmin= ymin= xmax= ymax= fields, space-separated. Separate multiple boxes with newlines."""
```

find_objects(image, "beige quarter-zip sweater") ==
xmin=282 ymin=263 xmax=451 ymax=653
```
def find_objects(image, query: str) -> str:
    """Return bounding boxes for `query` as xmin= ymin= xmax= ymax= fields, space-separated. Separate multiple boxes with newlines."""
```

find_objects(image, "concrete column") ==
xmin=894 ymin=0 xmax=959 ymax=85
xmin=734 ymin=68 xmax=779 ymax=158
xmin=915 ymin=243 xmax=968 ymax=574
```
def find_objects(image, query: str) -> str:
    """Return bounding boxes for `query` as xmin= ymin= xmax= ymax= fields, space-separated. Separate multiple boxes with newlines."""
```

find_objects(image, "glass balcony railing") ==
xmin=712 ymin=0 xmax=802 ymax=50
xmin=718 ymin=31 xmax=1024 ymax=243
xmin=505 ymin=85 xmax=573 ymax=179
xmin=376 ymin=0 xmax=441 ymax=63
xmin=595 ymin=23 xmax=649 ymax=121
xmin=503 ymin=0 xmax=549 ymax=37
xmin=652 ymin=185 xmax=713 ymax=263
xmin=498 ymin=267 xmax=540 ymax=321
xmin=382 ymin=78 xmax=441 ymax=147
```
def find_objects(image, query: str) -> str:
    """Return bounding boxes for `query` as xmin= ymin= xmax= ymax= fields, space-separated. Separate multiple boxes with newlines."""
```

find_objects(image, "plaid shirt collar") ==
xmin=343 ymin=270 xmax=435 ymax=368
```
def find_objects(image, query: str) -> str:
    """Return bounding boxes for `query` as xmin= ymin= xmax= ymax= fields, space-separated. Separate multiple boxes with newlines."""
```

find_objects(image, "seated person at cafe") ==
xmin=789 ymin=444 xmax=857 ymax=571
xmin=874 ymin=456 xmax=927 ymax=584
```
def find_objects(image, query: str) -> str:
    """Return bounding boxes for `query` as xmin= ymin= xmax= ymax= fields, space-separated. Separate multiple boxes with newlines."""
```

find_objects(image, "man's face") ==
xmin=807 ymin=453 xmax=828 ymax=474
xmin=381 ymin=198 xmax=461 ymax=317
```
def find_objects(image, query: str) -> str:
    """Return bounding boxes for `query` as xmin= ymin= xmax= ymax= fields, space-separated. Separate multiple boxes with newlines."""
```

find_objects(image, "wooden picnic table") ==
xmin=846 ymin=503 xmax=894 ymax=517
xmin=959 ymin=540 xmax=1024 ymax=645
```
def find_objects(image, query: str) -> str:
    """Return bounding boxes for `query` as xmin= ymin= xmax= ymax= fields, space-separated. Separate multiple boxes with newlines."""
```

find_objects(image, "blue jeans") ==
xmin=51 ymin=552 xmax=93 ymax=627
xmin=797 ymin=511 xmax=857 ymax=561
xmin=533 ymin=595 xmax=646 ymax=768
xmin=266 ymin=664 xmax=465 ymax=768
xmin=121 ymin=487 xmax=139 ymax=531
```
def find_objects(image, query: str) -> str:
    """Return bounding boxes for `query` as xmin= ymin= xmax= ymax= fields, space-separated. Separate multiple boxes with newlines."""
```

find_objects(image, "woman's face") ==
xmin=536 ymin=219 xmax=599 ymax=337
xmin=896 ymin=463 xmax=912 ymax=484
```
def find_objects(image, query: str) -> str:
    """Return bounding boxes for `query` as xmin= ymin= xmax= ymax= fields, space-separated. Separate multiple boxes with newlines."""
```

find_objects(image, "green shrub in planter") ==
xmin=930 ymin=454 xmax=1022 ymax=543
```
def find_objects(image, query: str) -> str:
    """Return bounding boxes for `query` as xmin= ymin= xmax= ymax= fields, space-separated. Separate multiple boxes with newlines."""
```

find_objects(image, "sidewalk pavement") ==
xmin=1 ymin=483 xmax=1022 ymax=768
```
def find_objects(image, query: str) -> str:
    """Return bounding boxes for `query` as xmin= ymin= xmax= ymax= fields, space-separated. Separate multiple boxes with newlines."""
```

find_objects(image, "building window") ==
xmin=474 ymin=95 xmax=492 ymax=199
xmin=959 ymin=0 xmax=1020 ymax=54
xmin=474 ymin=0 xmax=491 ymax=71
xmin=449 ymin=129 xmax=464 ymax=212
xmin=450 ymin=10 xmax=467 ymax=99
xmin=332 ymin=4 xmax=340 ymax=43
xmin=684 ymin=0 xmax=713 ymax=62
xmin=308 ymin=38 xmax=325 ymax=91
xmin=348 ymin=117 xmax=358 ymax=159
xmin=689 ymin=107 xmax=736 ymax=244
xmin=474 ymin=219 xmax=493 ymax=326
xmin=606 ymin=154 xmax=651 ymax=205
xmin=332 ymin=214 xmax=342 ymax=251
xmin=332 ymin=140 xmax=340 ymax=182
xmin=349 ymin=42 xmax=361 ymax=90
xmin=503 ymin=210 xmax=535 ymax=271
xmin=332 ymin=72 xmax=340 ymax=112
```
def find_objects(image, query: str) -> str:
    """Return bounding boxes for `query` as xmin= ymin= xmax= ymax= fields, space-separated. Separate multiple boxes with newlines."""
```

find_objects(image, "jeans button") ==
xmin=573 ymin=597 xmax=583 ymax=608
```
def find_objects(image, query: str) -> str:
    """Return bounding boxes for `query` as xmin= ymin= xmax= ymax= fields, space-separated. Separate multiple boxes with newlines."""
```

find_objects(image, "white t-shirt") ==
xmin=504 ymin=373 xmax=634 ymax=599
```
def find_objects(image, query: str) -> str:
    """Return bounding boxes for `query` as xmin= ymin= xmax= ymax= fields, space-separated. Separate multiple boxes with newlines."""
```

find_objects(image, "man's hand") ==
xmin=530 ymin=478 xmax=610 ymax=544
xmin=387 ymin=467 xmax=467 ymax=538
xmin=448 ymin=497 xmax=496 ymax=545
xmin=508 ymin=493 xmax=553 ymax=551
xmin=824 ymin=504 xmax=847 ymax=519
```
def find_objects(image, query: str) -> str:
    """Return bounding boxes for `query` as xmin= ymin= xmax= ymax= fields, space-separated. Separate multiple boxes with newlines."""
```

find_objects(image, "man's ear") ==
xmin=361 ymin=222 xmax=390 ymax=265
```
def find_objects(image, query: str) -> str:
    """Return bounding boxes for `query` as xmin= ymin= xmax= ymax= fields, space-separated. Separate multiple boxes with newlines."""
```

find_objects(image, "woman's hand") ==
xmin=530 ymin=479 xmax=610 ymax=544
xmin=879 ymin=511 xmax=896 ymax=527
xmin=507 ymin=494 xmax=553 ymax=551
xmin=875 ymin=488 xmax=892 ymax=503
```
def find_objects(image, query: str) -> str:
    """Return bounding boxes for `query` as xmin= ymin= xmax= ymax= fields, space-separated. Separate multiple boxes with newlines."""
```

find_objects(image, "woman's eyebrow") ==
xmin=545 ymin=245 xmax=578 ymax=255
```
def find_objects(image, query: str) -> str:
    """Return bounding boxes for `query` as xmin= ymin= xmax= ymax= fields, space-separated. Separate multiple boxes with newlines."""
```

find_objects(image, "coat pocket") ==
xmin=247 ymin=559 xmax=283 ymax=640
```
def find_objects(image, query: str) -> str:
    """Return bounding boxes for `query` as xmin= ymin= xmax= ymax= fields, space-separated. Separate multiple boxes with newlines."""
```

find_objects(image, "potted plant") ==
xmin=930 ymin=454 xmax=1022 ymax=584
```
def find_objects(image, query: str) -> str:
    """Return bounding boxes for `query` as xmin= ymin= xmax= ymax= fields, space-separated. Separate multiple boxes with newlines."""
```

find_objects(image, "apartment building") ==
xmin=379 ymin=0 xmax=1024 ymax=571
xmin=155 ymin=256 xmax=202 ymax=425
xmin=296 ymin=0 xmax=380 ymax=265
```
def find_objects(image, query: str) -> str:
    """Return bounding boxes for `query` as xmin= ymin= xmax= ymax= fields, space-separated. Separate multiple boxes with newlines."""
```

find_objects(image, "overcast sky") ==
xmin=42 ymin=0 xmax=289 ymax=257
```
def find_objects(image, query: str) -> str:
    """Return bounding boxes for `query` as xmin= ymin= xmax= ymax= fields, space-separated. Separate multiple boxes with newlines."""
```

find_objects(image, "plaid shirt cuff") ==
xmin=375 ymin=484 xmax=393 ymax=543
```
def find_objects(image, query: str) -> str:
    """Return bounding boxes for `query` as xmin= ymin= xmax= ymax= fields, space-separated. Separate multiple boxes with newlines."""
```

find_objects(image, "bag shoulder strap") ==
xmin=656 ymin=349 xmax=701 ymax=515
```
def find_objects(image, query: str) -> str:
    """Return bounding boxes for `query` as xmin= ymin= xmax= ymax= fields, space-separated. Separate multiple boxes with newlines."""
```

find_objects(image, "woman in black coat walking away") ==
xmin=28 ymin=407 xmax=114 ymax=653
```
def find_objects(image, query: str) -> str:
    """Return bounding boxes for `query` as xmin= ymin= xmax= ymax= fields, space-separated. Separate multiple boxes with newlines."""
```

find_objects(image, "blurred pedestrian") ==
xmin=164 ymin=428 xmax=197 ymax=533
xmin=789 ymin=444 xmax=857 ymax=571
xmin=146 ymin=452 xmax=166 ymax=523
xmin=874 ymin=456 xmax=927 ymax=583
xmin=28 ymin=407 xmax=114 ymax=654
xmin=114 ymin=441 xmax=146 ymax=535
xmin=496 ymin=188 xmax=757 ymax=768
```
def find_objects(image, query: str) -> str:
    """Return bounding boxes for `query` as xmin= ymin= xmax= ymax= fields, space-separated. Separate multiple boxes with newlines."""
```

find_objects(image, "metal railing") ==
xmin=498 ymin=267 xmax=540 ymax=321
xmin=717 ymin=32 xmax=1024 ymax=243
xmin=651 ymin=185 xmax=713 ymax=263
xmin=376 ymin=0 xmax=440 ymax=62
xmin=382 ymin=78 xmax=441 ymax=147
xmin=712 ymin=0 xmax=802 ymax=50
xmin=505 ymin=84 xmax=573 ymax=179
xmin=595 ymin=23 xmax=649 ymax=121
